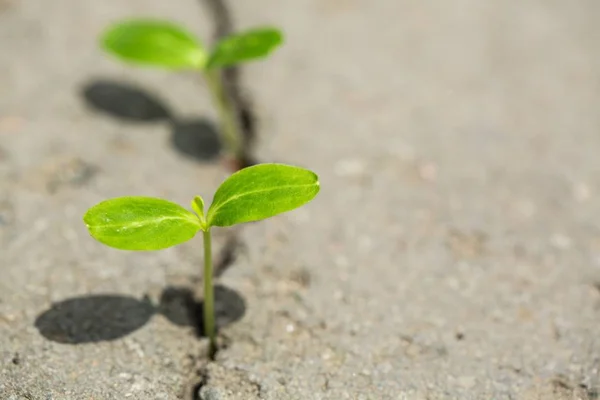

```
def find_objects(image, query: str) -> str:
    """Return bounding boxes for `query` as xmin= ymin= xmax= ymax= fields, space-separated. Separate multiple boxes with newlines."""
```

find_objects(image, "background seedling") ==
xmin=83 ymin=163 xmax=319 ymax=358
xmin=100 ymin=19 xmax=283 ymax=168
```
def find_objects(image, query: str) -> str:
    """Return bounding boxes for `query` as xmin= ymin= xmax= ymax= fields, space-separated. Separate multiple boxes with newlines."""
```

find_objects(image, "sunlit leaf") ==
xmin=101 ymin=19 xmax=207 ymax=69
xmin=83 ymin=197 xmax=202 ymax=250
xmin=207 ymin=163 xmax=319 ymax=228
xmin=206 ymin=27 xmax=283 ymax=69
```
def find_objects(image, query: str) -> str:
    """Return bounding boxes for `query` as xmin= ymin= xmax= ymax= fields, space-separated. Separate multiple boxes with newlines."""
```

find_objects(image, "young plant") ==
xmin=100 ymin=19 xmax=283 ymax=167
xmin=82 ymin=163 xmax=319 ymax=357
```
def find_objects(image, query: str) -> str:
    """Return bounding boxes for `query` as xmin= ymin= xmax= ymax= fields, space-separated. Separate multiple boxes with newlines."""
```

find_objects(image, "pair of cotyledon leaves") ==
xmin=84 ymin=164 xmax=320 ymax=251
xmin=101 ymin=19 xmax=283 ymax=70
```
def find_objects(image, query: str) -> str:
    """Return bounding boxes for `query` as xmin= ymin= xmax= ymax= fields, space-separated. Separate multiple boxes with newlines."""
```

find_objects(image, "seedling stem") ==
xmin=204 ymin=69 xmax=243 ymax=162
xmin=202 ymin=228 xmax=216 ymax=356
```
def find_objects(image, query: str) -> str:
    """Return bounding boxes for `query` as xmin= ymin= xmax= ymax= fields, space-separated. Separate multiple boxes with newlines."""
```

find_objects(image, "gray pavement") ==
xmin=2 ymin=0 xmax=600 ymax=399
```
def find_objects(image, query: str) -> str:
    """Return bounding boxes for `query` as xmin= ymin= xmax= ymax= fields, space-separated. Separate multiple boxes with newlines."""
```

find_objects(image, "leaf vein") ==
xmin=88 ymin=215 xmax=197 ymax=230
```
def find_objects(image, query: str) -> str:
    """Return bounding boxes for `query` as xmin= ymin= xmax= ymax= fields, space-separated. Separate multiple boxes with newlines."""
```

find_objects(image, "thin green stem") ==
xmin=204 ymin=69 xmax=243 ymax=162
xmin=202 ymin=228 xmax=216 ymax=358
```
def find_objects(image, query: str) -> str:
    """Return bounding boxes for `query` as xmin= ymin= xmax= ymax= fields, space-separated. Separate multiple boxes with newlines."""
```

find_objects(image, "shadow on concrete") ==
xmin=34 ymin=295 xmax=154 ymax=343
xmin=170 ymin=119 xmax=222 ymax=161
xmin=81 ymin=79 xmax=223 ymax=163
xmin=34 ymin=284 xmax=245 ymax=344
xmin=81 ymin=80 xmax=173 ymax=121
xmin=158 ymin=285 xmax=246 ymax=338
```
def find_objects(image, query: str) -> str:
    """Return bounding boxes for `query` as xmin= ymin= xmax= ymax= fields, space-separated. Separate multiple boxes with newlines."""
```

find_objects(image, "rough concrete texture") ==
xmin=2 ymin=0 xmax=600 ymax=399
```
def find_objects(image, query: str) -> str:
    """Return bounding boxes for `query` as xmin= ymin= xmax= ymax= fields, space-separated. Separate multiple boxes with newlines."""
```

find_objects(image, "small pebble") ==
xmin=118 ymin=372 xmax=132 ymax=380
xmin=199 ymin=387 xmax=225 ymax=400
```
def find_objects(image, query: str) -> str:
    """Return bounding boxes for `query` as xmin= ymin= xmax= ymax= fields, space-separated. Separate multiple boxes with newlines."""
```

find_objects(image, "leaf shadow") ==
xmin=81 ymin=79 xmax=173 ymax=122
xmin=170 ymin=119 xmax=222 ymax=162
xmin=34 ymin=295 xmax=155 ymax=344
xmin=80 ymin=79 xmax=223 ymax=163
xmin=34 ymin=284 xmax=245 ymax=344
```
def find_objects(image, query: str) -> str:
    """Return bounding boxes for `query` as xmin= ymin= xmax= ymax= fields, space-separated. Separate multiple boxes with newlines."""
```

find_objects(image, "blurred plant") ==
xmin=100 ymin=19 xmax=283 ymax=168
xmin=82 ymin=163 xmax=319 ymax=358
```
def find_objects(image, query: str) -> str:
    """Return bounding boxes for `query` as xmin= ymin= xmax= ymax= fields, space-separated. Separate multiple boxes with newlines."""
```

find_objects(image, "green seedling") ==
xmin=100 ymin=19 xmax=283 ymax=166
xmin=83 ymin=163 xmax=319 ymax=356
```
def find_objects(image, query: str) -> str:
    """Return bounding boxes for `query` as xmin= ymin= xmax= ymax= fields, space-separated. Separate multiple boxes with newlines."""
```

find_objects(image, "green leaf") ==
xmin=206 ymin=27 xmax=283 ymax=69
xmin=83 ymin=197 xmax=202 ymax=251
xmin=191 ymin=195 xmax=206 ymax=230
xmin=101 ymin=19 xmax=207 ymax=69
xmin=207 ymin=163 xmax=319 ymax=228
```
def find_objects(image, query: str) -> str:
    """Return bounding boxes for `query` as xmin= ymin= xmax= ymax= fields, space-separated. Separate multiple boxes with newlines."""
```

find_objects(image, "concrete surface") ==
xmin=2 ymin=0 xmax=600 ymax=399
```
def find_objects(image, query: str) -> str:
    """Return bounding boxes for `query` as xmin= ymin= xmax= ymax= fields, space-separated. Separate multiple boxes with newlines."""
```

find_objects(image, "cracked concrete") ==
xmin=3 ymin=0 xmax=600 ymax=399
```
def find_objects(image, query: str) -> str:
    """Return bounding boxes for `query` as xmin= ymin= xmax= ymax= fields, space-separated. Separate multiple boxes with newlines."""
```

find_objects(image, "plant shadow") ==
xmin=80 ymin=75 xmax=260 ymax=168
xmin=81 ymin=79 xmax=223 ymax=163
xmin=34 ymin=284 xmax=245 ymax=344
xmin=158 ymin=285 xmax=246 ymax=337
